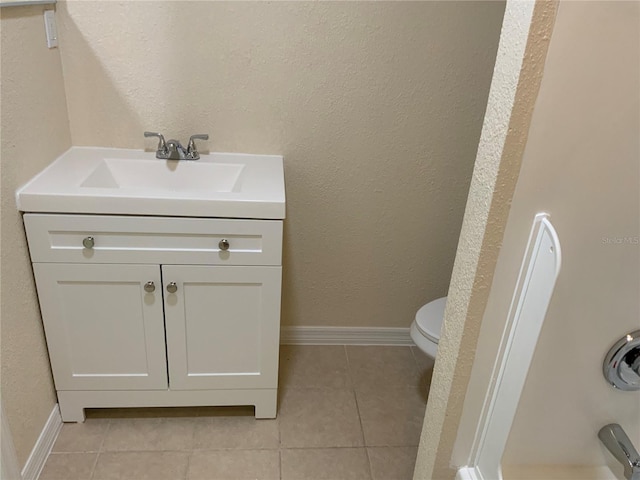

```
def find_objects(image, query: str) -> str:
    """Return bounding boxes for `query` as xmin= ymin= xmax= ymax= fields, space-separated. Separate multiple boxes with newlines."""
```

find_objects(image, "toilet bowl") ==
xmin=410 ymin=296 xmax=447 ymax=359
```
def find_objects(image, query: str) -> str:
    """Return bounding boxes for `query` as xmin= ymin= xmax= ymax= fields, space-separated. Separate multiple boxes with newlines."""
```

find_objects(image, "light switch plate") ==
xmin=43 ymin=10 xmax=58 ymax=48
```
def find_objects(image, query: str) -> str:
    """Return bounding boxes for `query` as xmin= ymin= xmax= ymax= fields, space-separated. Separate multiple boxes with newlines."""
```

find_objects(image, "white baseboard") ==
xmin=21 ymin=404 xmax=62 ymax=480
xmin=280 ymin=326 xmax=414 ymax=346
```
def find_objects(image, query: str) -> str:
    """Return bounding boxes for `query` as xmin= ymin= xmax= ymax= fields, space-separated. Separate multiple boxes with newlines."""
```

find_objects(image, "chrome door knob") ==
xmin=219 ymin=239 xmax=230 ymax=251
xmin=144 ymin=281 xmax=155 ymax=293
xmin=166 ymin=282 xmax=178 ymax=294
xmin=82 ymin=236 xmax=95 ymax=249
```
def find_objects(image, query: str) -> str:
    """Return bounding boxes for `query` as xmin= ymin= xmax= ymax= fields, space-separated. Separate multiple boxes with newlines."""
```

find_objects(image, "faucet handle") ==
xmin=187 ymin=134 xmax=209 ymax=160
xmin=144 ymin=131 xmax=168 ymax=154
xmin=599 ymin=424 xmax=640 ymax=480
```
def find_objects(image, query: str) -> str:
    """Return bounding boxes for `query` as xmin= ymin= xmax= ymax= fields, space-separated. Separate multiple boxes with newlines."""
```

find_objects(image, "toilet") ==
xmin=410 ymin=296 xmax=447 ymax=359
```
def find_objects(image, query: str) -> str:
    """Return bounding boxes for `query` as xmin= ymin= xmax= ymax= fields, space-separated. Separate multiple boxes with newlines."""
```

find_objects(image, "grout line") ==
xmin=88 ymin=419 xmax=110 ymax=480
xmin=94 ymin=449 xmax=196 ymax=453
xmin=88 ymin=452 xmax=100 ymax=480
xmin=278 ymin=446 xmax=377 ymax=451
xmin=97 ymin=419 xmax=111 ymax=454
xmin=275 ymin=386 xmax=354 ymax=390
xmin=191 ymin=445 xmax=422 ymax=452
xmin=343 ymin=344 xmax=354 ymax=389
xmin=364 ymin=446 xmax=374 ymax=480
xmin=277 ymin=399 xmax=282 ymax=450
xmin=278 ymin=407 xmax=283 ymax=479
xmin=343 ymin=342 xmax=370 ymax=465
xmin=188 ymin=416 xmax=197 ymax=453
xmin=47 ymin=450 xmax=101 ymax=455
xmin=190 ymin=447 xmax=281 ymax=452
xmin=350 ymin=369 xmax=368 ymax=453
xmin=184 ymin=451 xmax=192 ymax=480
xmin=95 ymin=446 xmax=284 ymax=453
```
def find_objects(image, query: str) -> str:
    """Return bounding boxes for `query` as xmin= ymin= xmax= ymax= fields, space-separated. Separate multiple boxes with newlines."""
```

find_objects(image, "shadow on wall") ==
xmin=57 ymin=1 xmax=144 ymax=148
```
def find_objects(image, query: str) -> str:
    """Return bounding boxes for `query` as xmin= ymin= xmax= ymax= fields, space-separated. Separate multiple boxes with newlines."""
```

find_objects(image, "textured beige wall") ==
xmin=414 ymin=1 xmax=558 ymax=478
xmin=500 ymin=0 xmax=639 ymax=465
xmin=0 ymin=5 xmax=71 ymax=467
xmin=56 ymin=0 xmax=505 ymax=328
xmin=452 ymin=0 xmax=639 ymax=473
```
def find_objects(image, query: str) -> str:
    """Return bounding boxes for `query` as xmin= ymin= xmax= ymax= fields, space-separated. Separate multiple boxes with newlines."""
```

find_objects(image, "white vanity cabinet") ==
xmin=24 ymin=214 xmax=283 ymax=422
xmin=32 ymin=262 xmax=169 ymax=392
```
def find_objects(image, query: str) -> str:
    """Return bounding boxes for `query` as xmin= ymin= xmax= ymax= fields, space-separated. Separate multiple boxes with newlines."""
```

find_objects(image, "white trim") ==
xmin=457 ymin=214 xmax=562 ymax=480
xmin=21 ymin=405 xmax=62 ymax=480
xmin=280 ymin=326 xmax=413 ymax=346
xmin=1 ymin=402 xmax=22 ymax=480
xmin=0 ymin=1 xmax=56 ymax=7
xmin=456 ymin=466 xmax=482 ymax=480
xmin=57 ymin=388 xmax=277 ymax=422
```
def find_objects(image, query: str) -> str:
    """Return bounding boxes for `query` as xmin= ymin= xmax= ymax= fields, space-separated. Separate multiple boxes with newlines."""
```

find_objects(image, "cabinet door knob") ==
xmin=166 ymin=282 xmax=178 ymax=294
xmin=82 ymin=236 xmax=95 ymax=249
xmin=144 ymin=281 xmax=155 ymax=293
xmin=219 ymin=239 xmax=230 ymax=251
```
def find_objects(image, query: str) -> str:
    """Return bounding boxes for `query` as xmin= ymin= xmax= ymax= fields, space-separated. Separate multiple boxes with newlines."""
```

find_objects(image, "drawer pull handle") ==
xmin=166 ymin=282 xmax=178 ymax=294
xmin=219 ymin=239 xmax=230 ymax=251
xmin=144 ymin=281 xmax=156 ymax=293
xmin=82 ymin=236 xmax=95 ymax=249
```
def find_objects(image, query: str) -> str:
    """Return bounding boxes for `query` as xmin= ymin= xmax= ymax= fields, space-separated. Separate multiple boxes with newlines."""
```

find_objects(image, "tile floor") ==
xmin=39 ymin=345 xmax=434 ymax=480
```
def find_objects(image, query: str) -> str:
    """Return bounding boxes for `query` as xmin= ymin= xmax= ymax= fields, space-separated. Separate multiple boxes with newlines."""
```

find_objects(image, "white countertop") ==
xmin=16 ymin=147 xmax=286 ymax=219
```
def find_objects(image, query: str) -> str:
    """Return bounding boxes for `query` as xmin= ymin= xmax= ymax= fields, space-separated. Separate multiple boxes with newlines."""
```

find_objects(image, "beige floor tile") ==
xmin=411 ymin=346 xmax=435 ymax=399
xmin=367 ymin=446 xmax=418 ymax=480
xmin=38 ymin=453 xmax=97 ymax=480
xmin=356 ymin=387 xmax=426 ymax=446
xmin=279 ymin=388 xmax=364 ymax=448
xmin=281 ymin=448 xmax=371 ymax=480
xmin=92 ymin=451 xmax=189 ymax=480
xmin=347 ymin=346 xmax=419 ymax=390
xmin=43 ymin=346 xmax=428 ymax=479
xmin=193 ymin=416 xmax=279 ymax=449
xmin=102 ymin=417 xmax=196 ymax=451
xmin=188 ymin=449 xmax=280 ymax=480
xmin=280 ymin=345 xmax=351 ymax=388
xmin=52 ymin=419 xmax=109 ymax=453
xmin=410 ymin=346 xmax=434 ymax=372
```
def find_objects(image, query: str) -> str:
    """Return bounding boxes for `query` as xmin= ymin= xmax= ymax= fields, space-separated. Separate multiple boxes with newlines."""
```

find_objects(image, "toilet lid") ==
xmin=415 ymin=296 xmax=447 ymax=344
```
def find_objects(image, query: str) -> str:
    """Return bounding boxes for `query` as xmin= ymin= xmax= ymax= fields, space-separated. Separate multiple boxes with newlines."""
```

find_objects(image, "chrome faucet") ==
xmin=599 ymin=424 xmax=640 ymax=480
xmin=144 ymin=132 xmax=209 ymax=160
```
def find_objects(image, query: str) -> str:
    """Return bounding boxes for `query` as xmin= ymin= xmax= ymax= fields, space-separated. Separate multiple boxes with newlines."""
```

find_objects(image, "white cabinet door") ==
xmin=33 ymin=263 xmax=168 ymax=391
xmin=163 ymin=265 xmax=282 ymax=390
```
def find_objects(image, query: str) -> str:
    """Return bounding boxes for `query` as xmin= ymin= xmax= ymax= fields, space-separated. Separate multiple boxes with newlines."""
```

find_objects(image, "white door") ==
xmin=163 ymin=265 xmax=282 ymax=390
xmin=33 ymin=263 xmax=168 ymax=391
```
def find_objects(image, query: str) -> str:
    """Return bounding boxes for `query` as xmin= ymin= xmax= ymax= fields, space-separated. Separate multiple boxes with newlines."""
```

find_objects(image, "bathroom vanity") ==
xmin=17 ymin=147 xmax=285 ymax=422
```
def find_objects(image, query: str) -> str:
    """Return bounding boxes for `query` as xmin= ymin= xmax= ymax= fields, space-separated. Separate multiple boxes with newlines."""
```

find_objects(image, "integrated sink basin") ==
xmin=17 ymin=147 xmax=285 ymax=219
xmin=80 ymin=158 xmax=245 ymax=192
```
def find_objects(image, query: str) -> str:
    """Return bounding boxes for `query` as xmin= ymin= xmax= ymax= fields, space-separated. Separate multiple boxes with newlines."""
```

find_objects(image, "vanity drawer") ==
xmin=24 ymin=214 xmax=283 ymax=266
